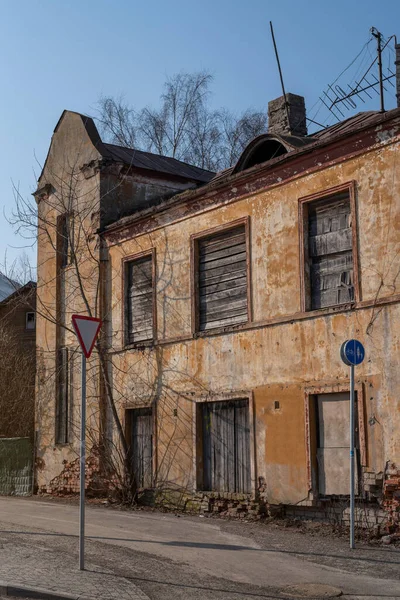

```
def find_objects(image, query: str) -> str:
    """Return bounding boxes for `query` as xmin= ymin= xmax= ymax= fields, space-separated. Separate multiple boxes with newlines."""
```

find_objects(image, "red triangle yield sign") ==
xmin=72 ymin=314 xmax=102 ymax=358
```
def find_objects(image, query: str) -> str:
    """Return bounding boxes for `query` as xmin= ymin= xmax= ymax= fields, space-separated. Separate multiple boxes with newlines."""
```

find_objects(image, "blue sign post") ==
xmin=340 ymin=339 xmax=365 ymax=550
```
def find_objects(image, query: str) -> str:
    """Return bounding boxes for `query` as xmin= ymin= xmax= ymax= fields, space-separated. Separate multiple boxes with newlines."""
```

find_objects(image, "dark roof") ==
xmin=0 ymin=279 xmax=36 ymax=305
xmin=38 ymin=111 xmax=215 ymax=188
xmin=103 ymin=143 xmax=215 ymax=183
xmin=0 ymin=274 xmax=20 ymax=302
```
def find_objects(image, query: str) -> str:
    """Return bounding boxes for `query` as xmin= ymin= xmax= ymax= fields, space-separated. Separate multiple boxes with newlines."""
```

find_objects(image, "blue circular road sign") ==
xmin=340 ymin=339 xmax=365 ymax=366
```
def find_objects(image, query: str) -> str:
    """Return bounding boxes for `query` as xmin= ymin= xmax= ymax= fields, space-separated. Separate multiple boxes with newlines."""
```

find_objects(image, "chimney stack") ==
xmin=268 ymin=93 xmax=307 ymax=137
xmin=395 ymin=42 xmax=400 ymax=108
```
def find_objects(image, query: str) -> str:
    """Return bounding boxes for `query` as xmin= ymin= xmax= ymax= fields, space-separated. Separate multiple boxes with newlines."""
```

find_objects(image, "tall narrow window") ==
xmin=57 ymin=214 xmax=74 ymax=268
xmin=199 ymin=399 xmax=251 ymax=493
xmin=196 ymin=224 xmax=248 ymax=331
xmin=126 ymin=408 xmax=153 ymax=488
xmin=55 ymin=347 xmax=69 ymax=444
xmin=125 ymin=254 xmax=154 ymax=344
xmin=307 ymin=192 xmax=354 ymax=309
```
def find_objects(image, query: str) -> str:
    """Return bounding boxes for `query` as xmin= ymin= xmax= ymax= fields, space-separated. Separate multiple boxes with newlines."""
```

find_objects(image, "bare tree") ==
xmin=97 ymin=71 xmax=268 ymax=172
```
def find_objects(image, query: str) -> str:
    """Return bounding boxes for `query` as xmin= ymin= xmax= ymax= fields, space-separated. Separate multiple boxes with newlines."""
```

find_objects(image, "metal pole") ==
xmin=350 ymin=363 xmax=355 ymax=549
xmin=79 ymin=352 xmax=86 ymax=570
xmin=372 ymin=27 xmax=385 ymax=112
xmin=270 ymin=21 xmax=291 ymax=131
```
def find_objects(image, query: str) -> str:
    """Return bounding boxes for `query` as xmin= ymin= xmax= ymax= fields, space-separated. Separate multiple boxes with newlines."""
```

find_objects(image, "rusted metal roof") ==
xmin=311 ymin=110 xmax=385 ymax=141
xmin=103 ymin=143 xmax=215 ymax=183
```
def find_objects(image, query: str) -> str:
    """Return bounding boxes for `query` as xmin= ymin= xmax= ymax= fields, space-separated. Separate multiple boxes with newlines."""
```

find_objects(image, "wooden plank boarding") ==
xmin=308 ymin=193 xmax=354 ymax=309
xmin=126 ymin=255 xmax=153 ymax=343
xmin=198 ymin=225 xmax=248 ymax=331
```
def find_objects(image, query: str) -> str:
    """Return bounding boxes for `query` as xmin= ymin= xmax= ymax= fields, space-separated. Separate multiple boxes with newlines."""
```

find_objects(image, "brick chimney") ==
xmin=268 ymin=93 xmax=307 ymax=137
xmin=395 ymin=42 xmax=400 ymax=108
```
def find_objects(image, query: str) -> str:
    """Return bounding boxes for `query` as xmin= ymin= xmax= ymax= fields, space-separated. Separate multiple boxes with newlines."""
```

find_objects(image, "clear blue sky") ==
xmin=1 ymin=0 xmax=399 ymax=271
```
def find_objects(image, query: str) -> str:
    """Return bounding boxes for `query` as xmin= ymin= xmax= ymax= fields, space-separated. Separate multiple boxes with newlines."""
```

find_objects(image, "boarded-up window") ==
xmin=127 ymin=408 xmax=153 ymax=488
xmin=55 ymin=347 xmax=69 ymax=444
xmin=125 ymin=255 xmax=154 ymax=344
xmin=198 ymin=225 xmax=248 ymax=331
xmin=308 ymin=193 xmax=354 ymax=309
xmin=201 ymin=399 xmax=251 ymax=493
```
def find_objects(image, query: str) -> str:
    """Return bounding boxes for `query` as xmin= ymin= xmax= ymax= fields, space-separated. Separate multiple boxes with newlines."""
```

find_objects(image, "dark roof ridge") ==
xmin=103 ymin=142 xmax=215 ymax=174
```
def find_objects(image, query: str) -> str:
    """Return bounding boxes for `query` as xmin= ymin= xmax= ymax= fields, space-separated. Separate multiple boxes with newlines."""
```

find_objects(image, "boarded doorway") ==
xmin=198 ymin=399 xmax=251 ymax=493
xmin=126 ymin=408 xmax=153 ymax=488
xmin=316 ymin=392 xmax=359 ymax=496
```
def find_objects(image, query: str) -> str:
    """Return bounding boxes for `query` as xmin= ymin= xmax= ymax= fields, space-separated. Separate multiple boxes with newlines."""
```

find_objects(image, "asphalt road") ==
xmin=0 ymin=497 xmax=399 ymax=599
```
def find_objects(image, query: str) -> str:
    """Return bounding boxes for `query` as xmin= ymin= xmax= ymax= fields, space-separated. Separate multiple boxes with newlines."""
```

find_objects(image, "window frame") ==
xmin=55 ymin=346 xmax=71 ymax=445
xmin=304 ymin=382 xmax=366 ymax=500
xmin=193 ymin=391 xmax=256 ymax=496
xmin=125 ymin=406 xmax=155 ymax=489
xmin=25 ymin=311 xmax=36 ymax=330
xmin=298 ymin=181 xmax=360 ymax=312
xmin=190 ymin=216 xmax=252 ymax=335
xmin=56 ymin=213 xmax=74 ymax=270
xmin=122 ymin=248 xmax=157 ymax=348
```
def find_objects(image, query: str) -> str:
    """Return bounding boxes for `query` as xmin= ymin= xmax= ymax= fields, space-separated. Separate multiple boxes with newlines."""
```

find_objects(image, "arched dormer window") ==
xmin=232 ymin=133 xmax=313 ymax=175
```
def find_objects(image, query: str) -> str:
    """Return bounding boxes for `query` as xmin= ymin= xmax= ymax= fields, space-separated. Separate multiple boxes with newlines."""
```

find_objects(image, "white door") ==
xmin=316 ymin=392 xmax=355 ymax=496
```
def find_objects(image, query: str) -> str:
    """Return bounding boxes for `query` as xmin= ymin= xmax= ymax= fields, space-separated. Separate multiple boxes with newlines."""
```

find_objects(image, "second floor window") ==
xmin=196 ymin=223 xmax=249 ymax=331
xmin=307 ymin=191 xmax=354 ymax=309
xmin=125 ymin=254 xmax=154 ymax=344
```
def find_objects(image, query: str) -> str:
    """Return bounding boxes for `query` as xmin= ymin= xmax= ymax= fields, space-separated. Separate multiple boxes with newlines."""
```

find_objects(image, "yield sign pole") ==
xmin=71 ymin=314 xmax=102 ymax=571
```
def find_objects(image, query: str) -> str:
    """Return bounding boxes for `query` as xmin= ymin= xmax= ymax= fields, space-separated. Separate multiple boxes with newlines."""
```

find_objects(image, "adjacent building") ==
xmin=0 ymin=277 xmax=36 ymax=440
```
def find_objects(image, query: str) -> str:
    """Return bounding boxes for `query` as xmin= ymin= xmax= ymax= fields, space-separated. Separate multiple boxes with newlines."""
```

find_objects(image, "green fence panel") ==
xmin=0 ymin=437 xmax=33 ymax=496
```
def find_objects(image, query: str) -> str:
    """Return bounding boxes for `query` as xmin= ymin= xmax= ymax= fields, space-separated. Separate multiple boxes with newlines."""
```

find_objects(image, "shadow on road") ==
xmin=1 ymin=529 xmax=399 ymax=567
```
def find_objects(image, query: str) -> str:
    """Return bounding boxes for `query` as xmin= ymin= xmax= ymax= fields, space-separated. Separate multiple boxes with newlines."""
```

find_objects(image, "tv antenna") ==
xmin=320 ymin=27 xmax=396 ymax=122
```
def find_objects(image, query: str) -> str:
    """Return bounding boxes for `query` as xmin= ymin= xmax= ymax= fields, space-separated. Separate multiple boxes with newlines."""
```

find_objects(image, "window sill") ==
xmin=194 ymin=320 xmax=250 ymax=338
xmin=124 ymin=340 xmax=155 ymax=350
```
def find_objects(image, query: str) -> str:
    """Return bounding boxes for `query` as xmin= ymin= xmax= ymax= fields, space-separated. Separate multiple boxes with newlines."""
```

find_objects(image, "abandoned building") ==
xmin=34 ymin=81 xmax=400 ymax=526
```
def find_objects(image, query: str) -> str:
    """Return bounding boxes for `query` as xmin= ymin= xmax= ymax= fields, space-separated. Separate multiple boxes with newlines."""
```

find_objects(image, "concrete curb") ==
xmin=0 ymin=580 xmax=93 ymax=600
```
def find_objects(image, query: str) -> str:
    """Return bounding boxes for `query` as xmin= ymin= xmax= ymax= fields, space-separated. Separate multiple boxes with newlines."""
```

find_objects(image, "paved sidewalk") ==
xmin=0 ymin=523 xmax=149 ymax=600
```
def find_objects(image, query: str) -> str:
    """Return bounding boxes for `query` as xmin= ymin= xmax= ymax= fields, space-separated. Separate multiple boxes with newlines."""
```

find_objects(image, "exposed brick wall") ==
xmin=39 ymin=447 xmax=108 ymax=496
xmin=383 ymin=462 xmax=400 ymax=531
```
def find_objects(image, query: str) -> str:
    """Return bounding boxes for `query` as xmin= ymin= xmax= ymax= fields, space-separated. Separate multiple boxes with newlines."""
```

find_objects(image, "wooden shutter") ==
xmin=198 ymin=225 xmax=248 ymax=331
xmin=129 ymin=408 xmax=153 ymax=488
xmin=56 ymin=347 xmax=69 ymax=444
xmin=126 ymin=256 xmax=153 ymax=344
xmin=308 ymin=193 xmax=354 ymax=309
xmin=202 ymin=399 xmax=250 ymax=493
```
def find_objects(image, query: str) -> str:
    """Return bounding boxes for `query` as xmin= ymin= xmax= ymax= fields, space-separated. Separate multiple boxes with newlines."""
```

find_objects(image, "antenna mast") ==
xmin=270 ymin=21 xmax=291 ymax=131
xmin=371 ymin=27 xmax=385 ymax=112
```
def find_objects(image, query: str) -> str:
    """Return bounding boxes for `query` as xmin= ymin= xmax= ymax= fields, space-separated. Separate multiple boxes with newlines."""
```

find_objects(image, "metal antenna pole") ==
xmin=371 ymin=27 xmax=385 ymax=112
xmin=270 ymin=21 xmax=291 ymax=131
xmin=350 ymin=362 xmax=355 ymax=549
xmin=79 ymin=352 xmax=87 ymax=570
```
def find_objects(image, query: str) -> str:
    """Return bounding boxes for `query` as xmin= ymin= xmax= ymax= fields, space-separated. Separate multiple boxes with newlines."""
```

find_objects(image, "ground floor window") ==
xmin=198 ymin=399 xmax=251 ymax=493
xmin=55 ymin=347 xmax=71 ymax=444
xmin=126 ymin=407 xmax=153 ymax=488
